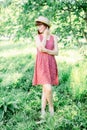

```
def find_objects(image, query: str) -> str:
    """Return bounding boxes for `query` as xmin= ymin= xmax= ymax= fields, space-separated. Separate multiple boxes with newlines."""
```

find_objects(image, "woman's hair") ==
xmin=35 ymin=21 xmax=50 ymax=34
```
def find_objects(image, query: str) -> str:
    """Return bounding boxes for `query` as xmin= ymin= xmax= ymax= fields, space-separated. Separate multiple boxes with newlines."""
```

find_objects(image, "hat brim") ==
xmin=35 ymin=20 xmax=50 ymax=27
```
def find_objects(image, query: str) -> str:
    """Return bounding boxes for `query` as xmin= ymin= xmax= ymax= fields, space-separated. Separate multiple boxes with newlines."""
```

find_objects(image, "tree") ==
xmin=0 ymin=0 xmax=87 ymax=44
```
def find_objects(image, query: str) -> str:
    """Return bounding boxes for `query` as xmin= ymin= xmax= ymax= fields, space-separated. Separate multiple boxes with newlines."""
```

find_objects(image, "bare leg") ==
xmin=41 ymin=85 xmax=47 ymax=117
xmin=44 ymin=84 xmax=54 ymax=116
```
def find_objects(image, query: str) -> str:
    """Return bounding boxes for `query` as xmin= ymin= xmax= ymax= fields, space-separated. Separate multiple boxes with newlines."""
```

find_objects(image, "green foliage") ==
xmin=70 ymin=61 xmax=87 ymax=100
xmin=59 ymin=63 xmax=72 ymax=84
xmin=15 ymin=64 xmax=34 ymax=91
xmin=0 ymin=95 xmax=19 ymax=122
xmin=0 ymin=0 xmax=87 ymax=45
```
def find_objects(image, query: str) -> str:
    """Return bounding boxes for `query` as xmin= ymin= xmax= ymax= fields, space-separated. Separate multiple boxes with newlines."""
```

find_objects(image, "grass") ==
xmin=0 ymin=39 xmax=87 ymax=130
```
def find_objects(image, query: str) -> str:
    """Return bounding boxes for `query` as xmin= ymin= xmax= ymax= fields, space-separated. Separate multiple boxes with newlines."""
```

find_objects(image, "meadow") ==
xmin=0 ymin=39 xmax=87 ymax=130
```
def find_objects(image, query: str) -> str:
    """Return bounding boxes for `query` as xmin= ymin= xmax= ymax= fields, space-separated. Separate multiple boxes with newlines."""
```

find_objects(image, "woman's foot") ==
xmin=41 ymin=110 xmax=46 ymax=119
xmin=36 ymin=119 xmax=45 ymax=124
xmin=36 ymin=111 xmax=46 ymax=124
xmin=49 ymin=107 xmax=54 ymax=116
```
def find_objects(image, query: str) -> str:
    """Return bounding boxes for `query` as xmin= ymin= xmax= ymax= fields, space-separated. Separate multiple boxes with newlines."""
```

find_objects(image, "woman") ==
xmin=32 ymin=16 xmax=59 ymax=118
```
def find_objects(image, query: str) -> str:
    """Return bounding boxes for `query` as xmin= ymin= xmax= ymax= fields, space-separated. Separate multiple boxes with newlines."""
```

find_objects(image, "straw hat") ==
xmin=35 ymin=16 xmax=51 ymax=27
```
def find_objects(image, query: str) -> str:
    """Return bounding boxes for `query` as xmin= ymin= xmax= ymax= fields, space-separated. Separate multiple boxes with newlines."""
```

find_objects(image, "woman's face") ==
xmin=37 ymin=24 xmax=47 ymax=34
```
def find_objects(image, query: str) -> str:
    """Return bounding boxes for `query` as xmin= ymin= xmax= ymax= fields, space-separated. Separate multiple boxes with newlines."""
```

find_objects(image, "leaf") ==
xmin=3 ymin=104 xmax=7 ymax=113
xmin=7 ymin=104 xmax=15 ymax=113
xmin=0 ymin=109 xmax=4 ymax=121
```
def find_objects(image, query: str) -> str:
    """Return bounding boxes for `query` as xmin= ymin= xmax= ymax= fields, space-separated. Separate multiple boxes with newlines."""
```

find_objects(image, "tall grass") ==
xmin=70 ymin=61 xmax=87 ymax=100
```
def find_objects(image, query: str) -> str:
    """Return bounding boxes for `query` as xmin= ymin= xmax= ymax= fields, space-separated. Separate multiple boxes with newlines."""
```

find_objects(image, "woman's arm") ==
xmin=41 ymin=35 xmax=58 ymax=56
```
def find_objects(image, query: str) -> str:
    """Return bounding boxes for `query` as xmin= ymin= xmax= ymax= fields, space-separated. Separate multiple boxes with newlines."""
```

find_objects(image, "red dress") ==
xmin=32 ymin=34 xmax=59 ymax=85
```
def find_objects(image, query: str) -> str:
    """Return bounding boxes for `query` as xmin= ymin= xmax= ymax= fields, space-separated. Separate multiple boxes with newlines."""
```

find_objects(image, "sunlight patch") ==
xmin=1 ymin=72 xmax=22 ymax=87
xmin=0 ymin=48 xmax=36 ymax=58
xmin=56 ymin=49 xmax=83 ymax=64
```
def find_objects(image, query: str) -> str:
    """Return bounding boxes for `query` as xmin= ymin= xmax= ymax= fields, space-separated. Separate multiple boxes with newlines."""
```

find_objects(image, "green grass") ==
xmin=0 ymin=40 xmax=87 ymax=130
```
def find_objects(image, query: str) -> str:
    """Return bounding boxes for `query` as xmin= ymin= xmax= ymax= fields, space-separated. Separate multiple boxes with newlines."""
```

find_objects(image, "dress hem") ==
xmin=32 ymin=82 xmax=59 ymax=86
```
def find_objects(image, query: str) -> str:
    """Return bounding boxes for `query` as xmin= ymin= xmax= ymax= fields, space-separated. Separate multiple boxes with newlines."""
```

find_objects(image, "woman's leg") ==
xmin=41 ymin=85 xmax=47 ymax=117
xmin=44 ymin=84 xmax=54 ymax=116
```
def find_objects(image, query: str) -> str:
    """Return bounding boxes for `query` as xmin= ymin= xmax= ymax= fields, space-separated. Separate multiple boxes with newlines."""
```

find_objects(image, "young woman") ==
xmin=32 ymin=16 xmax=59 ymax=118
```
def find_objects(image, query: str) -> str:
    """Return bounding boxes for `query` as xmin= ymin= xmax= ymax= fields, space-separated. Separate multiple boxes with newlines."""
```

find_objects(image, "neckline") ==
xmin=39 ymin=34 xmax=52 ymax=41
xmin=47 ymin=36 xmax=51 ymax=40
